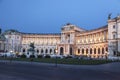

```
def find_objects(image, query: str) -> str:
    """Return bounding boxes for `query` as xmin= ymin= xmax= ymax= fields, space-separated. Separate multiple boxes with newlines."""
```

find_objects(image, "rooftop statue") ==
xmin=108 ymin=13 xmax=112 ymax=20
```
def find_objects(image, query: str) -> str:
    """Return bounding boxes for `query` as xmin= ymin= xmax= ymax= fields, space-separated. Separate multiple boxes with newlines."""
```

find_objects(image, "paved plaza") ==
xmin=0 ymin=60 xmax=120 ymax=80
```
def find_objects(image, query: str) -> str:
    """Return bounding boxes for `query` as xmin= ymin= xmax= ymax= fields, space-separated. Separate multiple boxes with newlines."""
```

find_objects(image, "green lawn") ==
xmin=0 ymin=57 xmax=115 ymax=65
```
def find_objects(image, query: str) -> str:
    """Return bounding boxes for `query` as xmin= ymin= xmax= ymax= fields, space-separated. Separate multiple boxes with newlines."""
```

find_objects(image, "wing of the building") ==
xmin=1 ymin=15 xmax=120 ymax=59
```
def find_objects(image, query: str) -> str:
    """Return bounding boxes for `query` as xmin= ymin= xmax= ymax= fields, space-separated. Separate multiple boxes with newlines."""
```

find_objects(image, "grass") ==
xmin=0 ymin=57 xmax=115 ymax=65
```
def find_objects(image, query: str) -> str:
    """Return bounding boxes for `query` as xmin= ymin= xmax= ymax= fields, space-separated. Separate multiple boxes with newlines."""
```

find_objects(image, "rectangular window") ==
xmin=113 ymin=34 xmax=116 ymax=39
xmin=113 ymin=51 xmax=116 ymax=56
xmin=17 ymin=36 xmax=19 ymax=39
xmin=113 ymin=25 xmax=115 ymax=29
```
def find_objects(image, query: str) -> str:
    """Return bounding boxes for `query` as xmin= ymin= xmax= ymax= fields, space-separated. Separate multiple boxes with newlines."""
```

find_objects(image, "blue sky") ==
xmin=0 ymin=0 xmax=120 ymax=33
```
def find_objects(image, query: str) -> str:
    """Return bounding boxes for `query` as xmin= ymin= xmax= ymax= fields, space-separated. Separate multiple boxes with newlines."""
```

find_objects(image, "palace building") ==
xmin=1 ymin=16 xmax=120 ymax=59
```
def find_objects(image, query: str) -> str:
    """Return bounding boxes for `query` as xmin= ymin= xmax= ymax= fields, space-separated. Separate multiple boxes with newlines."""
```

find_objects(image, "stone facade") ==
xmin=21 ymin=33 xmax=60 ymax=56
xmin=0 ymin=28 xmax=6 ymax=53
xmin=4 ymin=30 xmax=22 ymax=53
xmin=0 ymin=34 xmax=5 ymax=53
xmin=1 ymin=16 xmax=120 ymax=59
xmin=108 ymin=16 xmax=120 ymax=58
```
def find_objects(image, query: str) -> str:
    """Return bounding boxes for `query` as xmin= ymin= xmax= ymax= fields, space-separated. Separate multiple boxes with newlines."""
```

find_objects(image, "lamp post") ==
xmin=10 ymin=50 xmax=13 ymax=63
xmin=55 ymin=48 xmax=58 ymax=67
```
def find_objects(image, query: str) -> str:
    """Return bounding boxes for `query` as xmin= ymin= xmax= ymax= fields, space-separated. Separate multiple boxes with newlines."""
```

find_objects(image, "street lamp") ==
xmin=55 ymin=48 xmax=58 ymax=67
xmin=10 ymin=50 xmax=13 ymax=57
xmin=10 ymin=50 xmax=13 ymax=63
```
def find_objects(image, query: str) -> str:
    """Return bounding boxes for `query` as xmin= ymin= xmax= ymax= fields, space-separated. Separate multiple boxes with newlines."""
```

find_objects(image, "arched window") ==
xmin=98 ymin=48 xmax=100 ymax=54
xmin=106 ymin=47 xmax=108 ymax=52
xmin=78 ymin=49 xmax=80 ymax=54
xmin=82 ymin=49 xmax=84 ymax=54
xmin=50 ymin=49 xmax=52 ymax=53
xmin=90 ymin=48 xmax=92 ymax=54
xmin=94 ymin=48 xmax=96 ymax=54
xmin=86 ymin=49 xmax=88 ymax=54
xmin=60 ymin=47 xmax=64 ymax=55
xmin=37 ymin=49 xmax=39 ymax=53
xmin=102 ymin=48 xmax=104 ymax=54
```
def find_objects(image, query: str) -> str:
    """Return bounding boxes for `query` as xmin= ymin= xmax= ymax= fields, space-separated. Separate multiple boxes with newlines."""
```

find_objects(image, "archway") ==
xmin=94 ymin=48 xmax=96 ymax=54
xmin=98 ymin=48 xmax=100 ymax=54
xmin=86 ymin=49 xmax=88 ymax=54
xmin=23 ymin=48 xmax=26 ymax=53
xmin=90 ymin=48 xmax=92 ymax=54
xmin=78 ymin=49 xmax=80 ymax=54
xmin=50 ymin=49 xmax=52 ymax=54
xmin=60 ymin=47 xmax=64 ymax=55
xmin=102 ymin=48 xmax=104 ymax=54
xmin=70 ymin=47 xmax=72 ymax=55
xmin=37 ymin=49 xmax=39 ymax=53
xmin=82 ymin=49 xmax=84 ymax=54
xmin=41 ymin=49 xmax=43 ymax=54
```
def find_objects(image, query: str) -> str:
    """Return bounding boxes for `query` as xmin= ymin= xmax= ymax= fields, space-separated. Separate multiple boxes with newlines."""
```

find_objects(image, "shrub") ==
xmin=20 ymin=54 xmax=26 ymax=58
xmin=17 ymin=55 xmax=21 ymax=58
xmin=44 ymin=55 xmax=50 ymax=58
xmin=65 ymin=55 xmax=73 ymax=59
xmin=30 ymin=58 xmax=34 ymax=62
xmin=30 ymin=55 xmax=35 ymax=58
xmin=37 ymin=55 xmax=43 ymax=58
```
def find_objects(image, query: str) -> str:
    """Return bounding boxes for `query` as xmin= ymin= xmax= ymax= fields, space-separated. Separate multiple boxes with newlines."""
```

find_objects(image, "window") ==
xmin=98 ymin=48 xmax=100 ymax=54
xmin=113 ymin=34 xmax=116 ymax=39
xmin=90 ymin=48 xmax=92 ymax=54
xmin=86 ymin=49 xmax=88 ymax=54
xmin=78 ymin=49 xmax=80 ymax=54
xmin=94 ymin=48 xmax=96 ymax=54
xmin=23 ymin=48 xmax=25 ymax=52
xmin=102 ymin=48 xmax=104 ymax=54
xmin=17 ymin=36 xmax=19 ymax=39
xmin=37 ymin=49 xmax=39 ymax=53
xmin=50 ymin=49 xmax=52 ymax=53
xmin=82 ymin=49 xmax=84 ymax=54
xmin=113 ymin=51 xmax=116 ymax=56
xmin=106 ymin=47 xmax=108 ymax=52
xmin=113 ymin=25 xmax=115 ymax=29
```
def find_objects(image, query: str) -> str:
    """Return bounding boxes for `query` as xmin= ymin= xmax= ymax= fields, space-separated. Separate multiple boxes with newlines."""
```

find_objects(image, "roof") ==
xmin=87 ymin=25 xmax=108 ymax=32
xmin=62 ymin=23 xmax=86 ymax=32
xmin=4 ymin=29 xmax=20 ymax=35
xmin=22 ymin=32 xmax=61 ymax=35
xmin=78 ymin=25 xmax=108 ymax=34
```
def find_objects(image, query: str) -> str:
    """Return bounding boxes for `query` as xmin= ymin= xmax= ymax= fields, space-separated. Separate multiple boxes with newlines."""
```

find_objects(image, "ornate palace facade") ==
xmin=1 ymin=16 xmax=120 ymax=59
